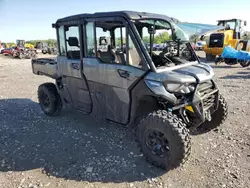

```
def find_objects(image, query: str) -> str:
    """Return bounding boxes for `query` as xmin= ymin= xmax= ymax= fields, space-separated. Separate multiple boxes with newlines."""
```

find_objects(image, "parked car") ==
xmin=195 ymin=41 xmax=206 ymax=51
xmin=0 ymin=47 xmax=5 ymax=54
xmin=1 ymin=47 xmax=15 ymax=56
xmin=146 ymin=43 xmax=166 ymax=51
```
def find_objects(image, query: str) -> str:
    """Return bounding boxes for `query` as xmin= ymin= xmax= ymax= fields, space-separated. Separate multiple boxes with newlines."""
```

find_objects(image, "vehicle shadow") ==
xmin=220 ymin=71 xmax=250 ymax=79
xmin=0 ymin=98 xmax=165 ymax=183
xmin=210 ymin=64 xmax=240 ymax=69
xmin=197 ymin=57 xmax=212 ymax=64
xmin=197 ymin=57 xmax=206 ymax=62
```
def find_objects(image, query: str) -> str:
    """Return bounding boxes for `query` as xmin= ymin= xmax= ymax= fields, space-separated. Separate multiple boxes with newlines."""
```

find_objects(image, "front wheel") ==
xmin=196 ymin=94 xmax=228 ymax=134
xmin=38 ymin=83 xmax=63 ymax=116
xmin=137 ymin=110 xmax=191 ymax=170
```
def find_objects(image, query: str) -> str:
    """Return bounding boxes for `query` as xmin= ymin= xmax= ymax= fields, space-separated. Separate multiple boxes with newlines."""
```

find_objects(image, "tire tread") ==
xmin=137 ymin=110 xmax=191 ymax=170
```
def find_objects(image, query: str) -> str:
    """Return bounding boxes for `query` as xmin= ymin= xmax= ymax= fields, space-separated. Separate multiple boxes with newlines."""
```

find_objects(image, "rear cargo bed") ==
xmin=31 ymin=58 xmax=60 ymax=79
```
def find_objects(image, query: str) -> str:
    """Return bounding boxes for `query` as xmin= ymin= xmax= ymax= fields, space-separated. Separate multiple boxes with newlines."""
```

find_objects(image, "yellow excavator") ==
xmin=202 ymin=18 xmax=250 ymax=61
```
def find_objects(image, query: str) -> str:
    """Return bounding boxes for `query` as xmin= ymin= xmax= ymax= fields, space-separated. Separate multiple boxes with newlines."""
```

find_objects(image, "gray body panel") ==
xmin=31 ymin=58 xmax=60 ymax=79
xmin=82 ymin=58 xmax=145 ymax=124
xmin=56 ymin=56 xmax=92 ymax=113
xmin=145 ymin=62 xmax=214 ymax=84
xmin=32 ymin=56 xmax=216 ymax=125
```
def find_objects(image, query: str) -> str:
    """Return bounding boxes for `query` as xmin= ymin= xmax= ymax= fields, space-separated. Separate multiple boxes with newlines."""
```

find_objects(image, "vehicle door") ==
xmin=57 ymin=24 xmax=92 ymax=113
xmin=82 ymin=18 xmax=148 ymax=124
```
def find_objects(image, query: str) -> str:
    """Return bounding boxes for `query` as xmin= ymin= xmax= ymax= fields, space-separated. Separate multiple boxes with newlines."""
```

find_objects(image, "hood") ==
xmin=175 ymin=22 xmax=225 ymax=40
xmin=146 ymin=62 xmax=214 ymax=84
xmin=173 ymin=63 xmax=214 ymax=83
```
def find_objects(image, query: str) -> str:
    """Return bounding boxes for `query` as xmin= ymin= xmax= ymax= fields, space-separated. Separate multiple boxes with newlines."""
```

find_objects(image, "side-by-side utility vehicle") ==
xmin=31 ymin=11 xmax=228 ymax=171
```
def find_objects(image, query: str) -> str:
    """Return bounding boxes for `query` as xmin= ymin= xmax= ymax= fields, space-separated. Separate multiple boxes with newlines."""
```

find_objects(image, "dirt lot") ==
xmin=0 ymin=54 xmax=249 ymax=188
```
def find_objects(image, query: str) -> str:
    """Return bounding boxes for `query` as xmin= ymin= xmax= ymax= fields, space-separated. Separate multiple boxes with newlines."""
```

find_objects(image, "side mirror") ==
xmin=68 ymin=37 xmax=79 ymax=47
xmin=148 ymin=26 xmax=156 ymax=35
xmin=244 ymin=21 xmax=247 ymax=26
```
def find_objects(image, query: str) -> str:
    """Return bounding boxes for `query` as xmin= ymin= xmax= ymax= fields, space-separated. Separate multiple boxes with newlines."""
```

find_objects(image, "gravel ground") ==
xmin=0 ymin=53 xmax=249 ymax=188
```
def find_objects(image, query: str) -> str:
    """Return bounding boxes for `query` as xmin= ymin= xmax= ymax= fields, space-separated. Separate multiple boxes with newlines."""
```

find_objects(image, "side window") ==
xmin=58 ymin=26 xmax=66 ymax=56
xmin=86 ymin=22 xmax=95 ymax=57
xmin=127 ymin=34 xmax=142 ymax=68
xmin=114 ymin=27 xmax=126 ymax=51
xmin=85 ymin=20 xmax=143 ymax=69
xmin=65 ymin=26 xmax=80 ymax=59
xmin=96 ymin=27 xmax=111 ymax=52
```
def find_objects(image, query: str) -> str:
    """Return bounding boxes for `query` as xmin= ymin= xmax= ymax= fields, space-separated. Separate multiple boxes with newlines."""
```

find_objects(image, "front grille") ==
xmin=197 ymin=82 xmax=216 ymax=110
xmin=209 ymin=33 xmax=224 ymax=48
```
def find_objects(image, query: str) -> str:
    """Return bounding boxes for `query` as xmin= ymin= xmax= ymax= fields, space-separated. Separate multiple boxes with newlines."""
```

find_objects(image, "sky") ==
xmin=0 ymin=0 xmax=250 ymax=42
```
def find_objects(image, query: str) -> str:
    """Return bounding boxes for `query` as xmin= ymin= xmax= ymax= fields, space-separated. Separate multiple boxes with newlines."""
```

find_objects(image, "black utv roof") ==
xmin=55 ymin=11 xmax=180 ymax=25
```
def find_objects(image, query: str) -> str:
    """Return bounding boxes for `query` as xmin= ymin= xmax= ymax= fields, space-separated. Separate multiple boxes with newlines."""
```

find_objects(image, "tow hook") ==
xmin=205 ymin=110 xmax=212 ymax=121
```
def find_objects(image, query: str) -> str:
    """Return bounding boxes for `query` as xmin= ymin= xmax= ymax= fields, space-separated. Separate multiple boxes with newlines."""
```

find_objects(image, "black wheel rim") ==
xmin=40 ymin=91 xmax=50 ymax=108
xmin=145 ymin=130 xmax=170 ymax=158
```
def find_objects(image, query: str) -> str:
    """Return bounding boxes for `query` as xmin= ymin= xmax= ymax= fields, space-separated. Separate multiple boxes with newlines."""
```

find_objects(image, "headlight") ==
xmin=166 ymin=83 xmax=183 ymax=92
xmin=166 ymin=83 xmax=195 ymax=94
xmin=144 ymin=80 xmax=177 ymax=104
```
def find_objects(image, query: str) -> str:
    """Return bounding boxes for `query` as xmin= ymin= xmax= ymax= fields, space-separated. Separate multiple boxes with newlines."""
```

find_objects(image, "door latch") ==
xmin=71 ymin=63 xmax=80 ymax=70
xmin=117 ymin=69 xmax=130 ymax=79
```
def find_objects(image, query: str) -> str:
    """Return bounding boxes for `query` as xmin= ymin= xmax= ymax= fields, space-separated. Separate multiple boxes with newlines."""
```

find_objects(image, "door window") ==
xmin=58 ymin=26 xmax=66 ymax=56
xmin=65 ymin=26 xmax=80 ymax=59
xmin=127 ymin=34 xmax=142 ymax=68
xmin=86 ymin=22 xmax=96 ymax=57
xmin=85 ymin=20 xmax=143 ymax=68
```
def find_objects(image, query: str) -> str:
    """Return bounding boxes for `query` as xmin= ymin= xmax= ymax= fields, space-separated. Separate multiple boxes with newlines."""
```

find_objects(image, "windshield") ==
xmin=176 ymin=22 xmax=226 ymax=39
xmin=133 ymin=19 xmax=197 ymax=69
xmin=218 ymin=20 xmax=236 ymax=30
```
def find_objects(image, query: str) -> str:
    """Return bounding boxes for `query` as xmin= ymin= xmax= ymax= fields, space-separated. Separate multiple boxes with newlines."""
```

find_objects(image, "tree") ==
xmin=26 ymin=39 xmax=57 ymax=48
xmin=6 ymin=43 xmax=15 ymax=47
xmin=142 ymin=36 xmax=150 ymax=43
xmin=115 ymin=37 xmax=126 ymax=46
xmin=154 ymin=32 xmax=169 ymax=44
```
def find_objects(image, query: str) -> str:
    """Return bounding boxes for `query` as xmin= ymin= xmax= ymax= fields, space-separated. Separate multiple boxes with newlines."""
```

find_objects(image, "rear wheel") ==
xmin=42 ymin=50 xmax=47 ymax=54
xmin=224 ymin=58 xmax=237 ymax=65
xmin=196 ymin=94 xmax=228 ymax=134
xmin=137 ymin=110 xmax=191 ymax=170
xmin=240 ymin=60 xmax=250 ymax=67
xmin=206 ymin=53 xmax=216 ymax=62
xmin=38 ymin=83 xmax=63 ymax=116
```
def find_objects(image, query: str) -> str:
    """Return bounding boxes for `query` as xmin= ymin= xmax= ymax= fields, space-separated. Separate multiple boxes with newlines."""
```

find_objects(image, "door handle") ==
xmin=71 ymin=63 xmax=80 ymax=70
xmin=117 ymin=69 xmax=130 ymax=79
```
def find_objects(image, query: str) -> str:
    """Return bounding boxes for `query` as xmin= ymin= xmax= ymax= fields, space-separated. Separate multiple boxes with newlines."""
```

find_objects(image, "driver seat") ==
xmin=98 ymin=45 xmax=117 ymax=63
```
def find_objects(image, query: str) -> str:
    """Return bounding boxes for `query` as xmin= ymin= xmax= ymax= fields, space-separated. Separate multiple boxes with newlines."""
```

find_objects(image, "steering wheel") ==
xmin=179 ymin=43 xmax=192 ymax=60
xmin=159 ymin=41 xmax=178 ymax=59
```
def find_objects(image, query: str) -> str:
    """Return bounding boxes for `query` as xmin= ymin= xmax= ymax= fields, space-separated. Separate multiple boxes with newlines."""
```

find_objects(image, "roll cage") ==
xmin=52 ymin=11 xmax=183 ymax=73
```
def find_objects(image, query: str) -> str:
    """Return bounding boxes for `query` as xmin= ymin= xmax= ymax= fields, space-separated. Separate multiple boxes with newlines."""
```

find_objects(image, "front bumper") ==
xmin=172 ymin=80 xmax=219 ymax=127
xmin=190 ymin=81 xmax=219 ymax=124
